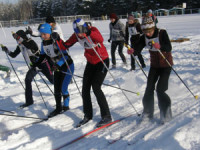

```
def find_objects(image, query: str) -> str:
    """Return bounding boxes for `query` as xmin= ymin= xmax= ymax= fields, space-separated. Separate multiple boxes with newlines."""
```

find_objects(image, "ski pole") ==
xmin=84 ymin=35 xmax=140 ymax=116
xmin=55 ymin=40 xmax=82 ymax=97
xmin=61 ymin=71 xmax=140 ymax=95
xmin=0 ymin=22 xmax=6 ymax=38
xmin=0 ymin=44 xmax=25 ymax=90
xmin=0 ymin=113 xmax=48 ymax=120
xmin=152 ymin=41 xmax=198 ymax=100
xmin=0 ymin=108 xmax=14 ymax=114
xmin=38 ymin=72 xmax=54 ymax=95
xmin=124 ymin=44 xmax=148 ymax=78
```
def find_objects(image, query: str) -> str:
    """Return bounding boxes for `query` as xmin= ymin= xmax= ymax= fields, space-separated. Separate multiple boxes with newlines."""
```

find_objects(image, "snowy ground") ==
xmin=0 ymin=14 xmax=200 ymax=150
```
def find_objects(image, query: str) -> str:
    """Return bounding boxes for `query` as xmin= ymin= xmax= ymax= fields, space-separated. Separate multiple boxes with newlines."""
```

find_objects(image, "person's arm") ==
xmin=63 ymin=33 xmax=78 ymax=48
xmin=135 ymin=34 xmax=146 ymax=54
xmin=160 ymin=30 xmax=172 ymax=52
xmin=125 ymin=23 xmax=129 ymax=44
xmin=8 ymin=46 xmax=21 ymax=58
xmin=109 ymin=24 xmax=112 ymax=40
xmin=119 ymin=21 xmax=125 ymax=38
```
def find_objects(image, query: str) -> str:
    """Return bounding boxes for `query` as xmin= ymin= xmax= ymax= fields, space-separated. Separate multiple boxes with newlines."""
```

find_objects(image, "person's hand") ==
xmin=108 ymin=39 xmax=111 ymax=43
xmin=1 ymin=46 xmax=9 ymax=53
xmin=52 ymin=64 xmax=60 ymax=72
xmin=30 ymin=62 xmax=36 ymax=69
xmin=127 ymin=48 xmax=134 ymax=55
xmin=152 ymin=42 xmax=161 ymax=49
xmin=77 ymin=33 xmax=87 ymax=38
xmin=25 ymin=26 xmax=32 ymax=35
xmin=51 ymin=32 xmax=60 ymax=41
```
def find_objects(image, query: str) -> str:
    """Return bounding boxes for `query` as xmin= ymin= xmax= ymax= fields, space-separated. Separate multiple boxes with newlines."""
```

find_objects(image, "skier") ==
xmin=125 ymin=14 xmax=146 ymax=71
xmin=0 ymin=64 xmax=11 ymax=78
xmin=108 ymin=13 xmax=127 ymax=69
xmin=1 ymin=30 xmax=54 ymax=108
xmin=147 ymin=9 xmax=158 ymax=27
xmin=32 ymin=23 xmax=74 ymax=117
xmin=26 ymin=16 xmax=65 ymax=40
xmin=61 ymin=18 xmax=112 ymax=127
xmin=129 ymin=16 xmax=173 ymax=123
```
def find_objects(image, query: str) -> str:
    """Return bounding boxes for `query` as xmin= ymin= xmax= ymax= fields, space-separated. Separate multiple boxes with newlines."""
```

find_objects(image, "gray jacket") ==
xmin=109 ymin=19 xmax=125 ymax=41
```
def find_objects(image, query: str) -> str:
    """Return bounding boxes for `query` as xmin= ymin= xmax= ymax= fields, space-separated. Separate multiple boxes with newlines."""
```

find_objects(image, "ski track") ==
xmin=0 ymin=14 xmax=200 ymax=149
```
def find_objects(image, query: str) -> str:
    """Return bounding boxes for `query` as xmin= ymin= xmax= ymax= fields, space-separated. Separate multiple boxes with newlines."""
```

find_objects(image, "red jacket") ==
xmin=63 ymin=27 xmax=109 ymax=65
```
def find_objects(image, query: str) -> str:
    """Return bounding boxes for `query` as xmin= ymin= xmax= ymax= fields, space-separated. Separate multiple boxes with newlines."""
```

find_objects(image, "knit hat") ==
xmin=73 ymin=18 xmax=88 ymax=34
xmin=46 ymin=16 xmax=55 ymax=23
xmin=39 ymin=23 xmax=52 ymax=34
xmin=110 ymin=13 xmax=118 ymax=19
xmin=16 ymin=30 xmax=28 ymax=40
xmin=141 ymin=16 xmax=155 ymax=32
xmin=128 ymin=14 xmax=134 ymax=21
xmin=148 ymin=9 xmax=153 ymax=13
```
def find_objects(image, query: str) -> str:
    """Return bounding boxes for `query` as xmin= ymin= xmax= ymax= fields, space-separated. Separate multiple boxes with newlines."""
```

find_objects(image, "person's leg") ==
xmin=76 ymin=63 xmax=94 ymax=127
xmin=82 ymin=63 xmax=94 ymax=119
xmin=61 ymin=63 xmax=74 ymax=110
xmin=118 ymin=41 xmax=126 ymax=63
xmin=137 ymin=53 xmax=146 ymax=68
xmin=24 ymin=68 xmax=38 ymax=105
xmin=130 ymin=55 xmax=135 ymax=70
xmin=142 ymin=67 xmax=159 ymax=119
xmin=39 ymin=62 xmax=54 ymax=84
xmin=156 ymin=68 xmax=172 ymax=122
xmin=49 ymin=70 xmax=63 ymax=117
xmin=111 ymin=41 xmax=118 ymax=66
xmin=92 ymin=58 xmax=111 ymax=119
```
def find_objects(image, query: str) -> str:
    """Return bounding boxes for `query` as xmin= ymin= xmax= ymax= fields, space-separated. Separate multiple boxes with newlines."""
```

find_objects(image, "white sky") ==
xmin=0 ymin=0 xmax=18 ymax=3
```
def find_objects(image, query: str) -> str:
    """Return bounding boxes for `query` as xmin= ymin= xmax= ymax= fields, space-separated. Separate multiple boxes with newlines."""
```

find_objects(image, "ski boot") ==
xmin=48 ymin=108 xmax=62 ymax=118
xmin=96 ymin=117 xmax=112 ymax=127
xmin=19 ymin=103 xmax=33 ymax=108
xmin=76 ymin=116 xmax=92 ymax=128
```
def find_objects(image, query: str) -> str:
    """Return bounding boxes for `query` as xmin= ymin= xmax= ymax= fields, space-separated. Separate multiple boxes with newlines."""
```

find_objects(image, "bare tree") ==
xmin=18 ymin=0 xmax=33 ymax=20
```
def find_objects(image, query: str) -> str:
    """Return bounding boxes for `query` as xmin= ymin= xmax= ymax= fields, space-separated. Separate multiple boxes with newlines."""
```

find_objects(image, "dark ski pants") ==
xmin=130 ymin=43 xmax=145 ymax=69
xmin=130 ymin=53 xmax=145 ymax=69
xmin=25 ymin=62 xmax=54 ymax=105
xmin=82 ymin=58 xmax=111 ymax=119
xmin=111 ymin=41 xmax=126 ymax=65
xmin=54 ymin=63 xmax=74 ymax=110
xmin=142 ymin=67 xmax=172 ymax=119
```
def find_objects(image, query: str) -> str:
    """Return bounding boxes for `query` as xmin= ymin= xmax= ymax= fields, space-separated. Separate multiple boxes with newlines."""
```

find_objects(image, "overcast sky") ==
xmin=0 ymin=0 xmax=18 ymax=3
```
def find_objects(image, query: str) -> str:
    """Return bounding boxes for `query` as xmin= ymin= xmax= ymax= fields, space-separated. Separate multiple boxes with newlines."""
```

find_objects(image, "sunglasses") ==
xmin=12 ymin=33 xmax=24 ymax=43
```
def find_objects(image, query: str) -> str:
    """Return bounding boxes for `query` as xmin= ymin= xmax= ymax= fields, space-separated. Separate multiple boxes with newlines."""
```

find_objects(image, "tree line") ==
xmin=0 ymin=0 xmax=199 ymax=21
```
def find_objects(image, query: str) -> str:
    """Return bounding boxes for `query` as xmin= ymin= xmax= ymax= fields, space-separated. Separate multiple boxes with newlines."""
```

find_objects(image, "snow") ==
xmin=1 ymin=14 xmax=200 ymax=150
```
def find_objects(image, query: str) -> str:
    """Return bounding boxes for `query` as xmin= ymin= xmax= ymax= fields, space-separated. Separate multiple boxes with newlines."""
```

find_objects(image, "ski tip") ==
xmin=194 ymin=95 xmax=198 ymax=100
xmin=136 ymin=92 xmax=140 ymax=96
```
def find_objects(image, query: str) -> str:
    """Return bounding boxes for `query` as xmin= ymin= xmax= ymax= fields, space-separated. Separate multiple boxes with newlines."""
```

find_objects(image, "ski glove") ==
xmin=52 ymin=64 xmax=60 ymax=72
xmin=127 ymin=48 xmax=134 ymax=55
xmin=51 ymin=32 xmax=60 ymax=41
xmin=25 ymin=26 xmax=33 ymax=35
xmin=153 ymin=42 xmax=161 ymax=49
xmin=1 ymin=46 xmax=9 ymax=53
